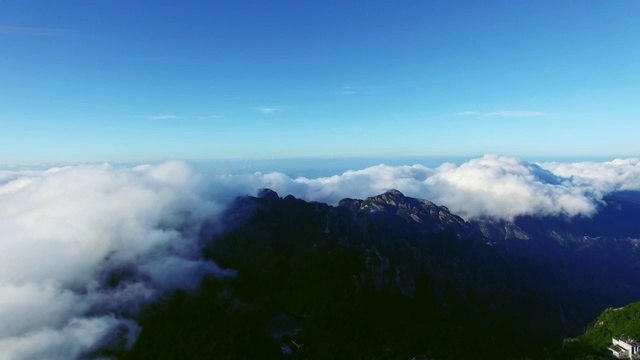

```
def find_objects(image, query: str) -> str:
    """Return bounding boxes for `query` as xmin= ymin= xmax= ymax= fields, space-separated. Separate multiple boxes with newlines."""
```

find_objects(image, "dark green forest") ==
xmin=562 ymin=302 xmax=640 ymax=359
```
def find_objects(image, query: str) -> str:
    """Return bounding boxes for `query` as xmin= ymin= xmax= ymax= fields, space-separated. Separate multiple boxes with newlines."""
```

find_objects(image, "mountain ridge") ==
xmin=124 ymin=188 xmax=640 ymax=359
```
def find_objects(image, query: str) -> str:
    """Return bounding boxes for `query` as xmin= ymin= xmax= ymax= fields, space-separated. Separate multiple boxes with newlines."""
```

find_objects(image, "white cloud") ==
xmin=482 ymin=110 xmax=546 ymax=118
xmin=540 ymin=158 xmax=640 ymax=196
xmin=0 ymin=162 xmax=235 ymax=359
xmin=336 ymin=85 xmax=382 ymax=96
xmin=3 ymin=155 xmax=640 ymax=357
xmin=0 ymin=316 xmax=139 ymax=360
xmin=420 ymin=155 xmax=595 ymax=219
xmin=456 ymin=111 xmax=480 ymax=116
xmin=330 ymin=126 xmax=364 ymax=133
xmin=257 ymin=107 xmax=280 ymax=114
xmin=457 ymin=110 xmax=546 ymax=118
xmin=337 ymin=86 xmax=356 ymax=96
xmin=222 ymin=155 xmax=640 ymax=221
xmin=139 ymin=114 xmax=182 ymax=120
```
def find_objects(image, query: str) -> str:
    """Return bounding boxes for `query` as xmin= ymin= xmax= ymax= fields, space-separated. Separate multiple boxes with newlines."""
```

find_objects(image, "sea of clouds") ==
xmin=1 ymin=154 xmax=639 ymax=359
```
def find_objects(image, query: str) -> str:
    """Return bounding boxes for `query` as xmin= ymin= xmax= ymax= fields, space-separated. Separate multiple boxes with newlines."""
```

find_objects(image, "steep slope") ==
xmin=471 ymin=191 xmax=640 ymax=329
xmin=563 ymin=301 xmax=640 ymax=358
xmin=124 ymin=189 xmax=640 ymax=359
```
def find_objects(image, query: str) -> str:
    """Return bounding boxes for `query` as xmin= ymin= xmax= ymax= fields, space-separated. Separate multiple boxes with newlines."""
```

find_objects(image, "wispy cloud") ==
xmin=195 ymin=114 xmax=225 ymax=120
xmin=257 ymin=107 xmax=281 ymax=114
xmin=456 ymin=111 xmax=480 ymax=116
xmin=337 ymin=86 xmax=357 ymax=96
xmin=0 ymin=25 xmax=67 ymax=36
xmin=336 ymin=85 xmax=383 ymax=96
xmin=330 ymin=126 xmax=364 ymax=133
xmin=139 ymin=114 xmax=182 ymax=120
xmin=483 ymin=110 xmax=546 ymax=118
xmin=456 ymin=110 xmax=546 ymax=118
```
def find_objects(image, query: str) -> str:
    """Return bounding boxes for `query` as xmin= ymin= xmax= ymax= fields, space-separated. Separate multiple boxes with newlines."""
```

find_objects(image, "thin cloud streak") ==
xmin=196 ymin=115 xmax=225 ymax=120
xmin=337 ymin=86 xmax=357 ymax=96
xmin=330 ymin=126 xmax=364 ymax=133
xmin=139 ymin=114 xmax=182 ymax=120
xmin=482 ymin=110 xmax=546 ymax=118
xmin=257 ymin=107 xmax=281 ymax=114
xmin=457 ymin=110 xmax=546 ymax=118
xmin=336 ymin=85 xmax=383 ymax=96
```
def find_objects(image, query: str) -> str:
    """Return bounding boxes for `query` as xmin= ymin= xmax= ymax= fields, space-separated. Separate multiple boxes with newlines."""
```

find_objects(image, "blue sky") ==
xmin=1 ymin=1 xmax=639 ymax=164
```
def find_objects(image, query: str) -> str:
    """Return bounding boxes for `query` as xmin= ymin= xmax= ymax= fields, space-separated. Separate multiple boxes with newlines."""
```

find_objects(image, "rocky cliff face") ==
xmin=215 ymin=190 xmax=635 ymax=354
xmin=471 ymin=191 xmax=640 ymax=329
xmin=126 ymin=189 xmax=640 ymax=359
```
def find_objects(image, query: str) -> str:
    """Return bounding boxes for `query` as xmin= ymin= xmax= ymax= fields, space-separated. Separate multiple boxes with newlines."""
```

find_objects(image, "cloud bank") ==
xmin=229 ymin=154 xmax=640 ymax=220
xmin=2 ymin=155 xmax=639 ymax=358
xmin=0 ymin=162 xmax=235 ymax=359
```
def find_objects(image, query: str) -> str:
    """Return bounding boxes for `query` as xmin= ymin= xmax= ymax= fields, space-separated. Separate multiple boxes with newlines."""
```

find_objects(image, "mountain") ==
xmin=123 ymin=189 xmax=640 ymax=359
xmin=472 ymin=192 xmax=640 ymax=331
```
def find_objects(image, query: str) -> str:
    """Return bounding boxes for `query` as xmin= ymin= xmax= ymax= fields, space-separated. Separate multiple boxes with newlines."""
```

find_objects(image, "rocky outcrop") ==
xmin=174 ymin=188 xmax=640 ymax=359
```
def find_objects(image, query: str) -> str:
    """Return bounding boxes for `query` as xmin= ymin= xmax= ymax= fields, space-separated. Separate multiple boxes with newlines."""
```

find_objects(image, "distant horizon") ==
xmin=4 ymin=152 xmax=639 ymax=168
xmin=2 ymin=153 xmax=638 ymax=179
xmin=1 ymin=152 xmax=637 ymax=165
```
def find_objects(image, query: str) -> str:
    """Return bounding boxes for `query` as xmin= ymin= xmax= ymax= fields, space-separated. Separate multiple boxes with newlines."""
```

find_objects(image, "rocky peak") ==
xmin=379 ymin=189 xmax=406 ymax=204
xmin=257 ymin=188 xmax=280 ymax=201
xmin=358 ymin=189 xmax=407 ymax=213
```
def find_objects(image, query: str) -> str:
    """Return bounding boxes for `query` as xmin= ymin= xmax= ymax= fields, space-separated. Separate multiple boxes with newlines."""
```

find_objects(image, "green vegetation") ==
xmin=562 ymin=301 xmax=640 ymax=358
